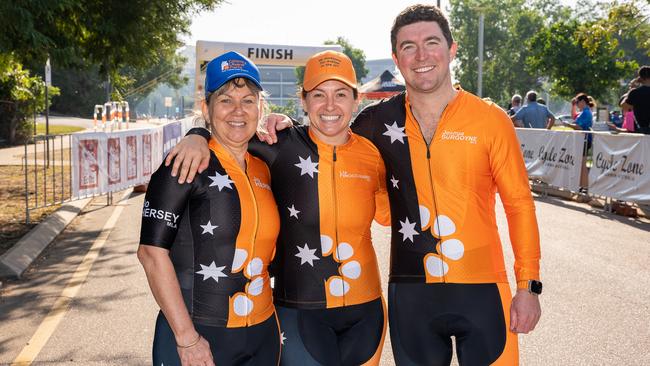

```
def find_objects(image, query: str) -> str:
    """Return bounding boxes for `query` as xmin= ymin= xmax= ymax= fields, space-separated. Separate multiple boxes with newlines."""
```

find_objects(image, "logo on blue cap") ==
xmin=204 ymin=51 xmax=262 ymax=97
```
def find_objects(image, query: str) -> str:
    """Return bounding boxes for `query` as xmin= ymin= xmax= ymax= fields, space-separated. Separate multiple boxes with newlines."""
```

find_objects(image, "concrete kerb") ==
xmin=0 ymin=197 xmax=93 ymax=283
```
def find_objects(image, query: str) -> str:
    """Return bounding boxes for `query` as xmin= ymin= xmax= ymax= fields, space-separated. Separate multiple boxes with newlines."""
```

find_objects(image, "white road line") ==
xmin=11 ymin=188 xmax=134 ymax=366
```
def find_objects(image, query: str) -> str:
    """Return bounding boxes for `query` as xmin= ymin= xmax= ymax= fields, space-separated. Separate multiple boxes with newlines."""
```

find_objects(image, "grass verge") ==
xmin=0 ymin=165 xmax=72 ymax=256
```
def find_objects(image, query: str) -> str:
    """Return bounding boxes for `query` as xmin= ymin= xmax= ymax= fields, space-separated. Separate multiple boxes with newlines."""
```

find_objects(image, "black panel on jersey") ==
xmin=352 ymin=94 xmax=440 ymax=282
xmin=140 ymin=155 xmax=248 ymax=326
xmin=250 ymin=127 xmax=341 ymax=308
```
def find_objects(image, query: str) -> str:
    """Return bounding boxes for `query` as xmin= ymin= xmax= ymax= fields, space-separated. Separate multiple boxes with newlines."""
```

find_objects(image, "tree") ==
xmin=295 ymin=37 xmax=368 ymax=87
xmin=325 ymin=37 xmax=369 ymax=82
xmin=526 ymin=18 xmax=637 ymax=103
xmin=449 ymin=0 xmax=569 ymax=106
xmin=268 ymin=100 xmax=300 ymax=120
xmin=0 ymin=0 xmax=224 ymax=143
xmin=0 ymin=54 xmax=59 ymax=145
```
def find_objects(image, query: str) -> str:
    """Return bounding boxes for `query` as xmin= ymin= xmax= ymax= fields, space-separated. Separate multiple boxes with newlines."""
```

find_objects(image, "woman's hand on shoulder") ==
xmin=165 ymin=135 xmax=211 ymax=184
xmin=257 ymin=113 xmax=292 ymax=144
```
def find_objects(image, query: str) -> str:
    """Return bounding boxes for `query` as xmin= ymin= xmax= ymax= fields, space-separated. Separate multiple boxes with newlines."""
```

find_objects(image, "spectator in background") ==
xmin=621 ymin=65 xmax=650 ymax=134
xmin=621 ymin=103 xmax=636 ymax=132
xmin=609 ymin=111 xmax=622 ymax=127
xmin=512 ymin=90 xmax=555 ymax=129
xmin=619 ymin=78 xmax=641 ymax=132
xmin=507 ymin=94 xmax=522 ymax=116
xmin=537 ymin=98 xmax=546 ymax=105
xmin=566 ymin=93 xmax=594 ymax=132
xmin=565 ymin=92 xmax=595 ymax=193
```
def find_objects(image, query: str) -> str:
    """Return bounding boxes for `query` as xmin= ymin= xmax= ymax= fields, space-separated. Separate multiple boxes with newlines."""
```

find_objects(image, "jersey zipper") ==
xmin=331 ymin=146 xmax=345 ymax=305
xmin=243 ymin=162 xmax=259 ymax=325
xmin=416 ymin=123 xmax=446 ymax=283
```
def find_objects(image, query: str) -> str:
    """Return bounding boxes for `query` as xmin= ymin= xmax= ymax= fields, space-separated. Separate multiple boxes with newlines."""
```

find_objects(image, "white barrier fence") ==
xmin=71 ymin=117 xmax=196 ymax=198
xmin=516 ymin=129 xmax=650 ymax=204
xmin=70 ymin=123 xmax=649 ymax=204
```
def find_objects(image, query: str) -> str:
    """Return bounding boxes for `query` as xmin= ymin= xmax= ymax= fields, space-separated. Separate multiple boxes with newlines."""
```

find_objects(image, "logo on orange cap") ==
xmin=303 ymin=51 xmax=357 ymax=92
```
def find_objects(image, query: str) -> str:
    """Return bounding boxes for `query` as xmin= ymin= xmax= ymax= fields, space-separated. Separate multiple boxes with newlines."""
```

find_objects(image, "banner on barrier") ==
xmin=71 ymin=126 xmax=165 ymax=198
xmin=589 ymin=133 xmax=650 ymax=203
xmin=516 ymin=129 xmax=585 ymax=192
xmin=163 ymin=122 xmax=182 ymax=156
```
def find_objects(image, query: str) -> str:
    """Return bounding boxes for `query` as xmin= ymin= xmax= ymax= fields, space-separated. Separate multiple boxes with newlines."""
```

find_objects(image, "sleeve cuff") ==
xmin=186 ymin=127 xmax=211 ymax=141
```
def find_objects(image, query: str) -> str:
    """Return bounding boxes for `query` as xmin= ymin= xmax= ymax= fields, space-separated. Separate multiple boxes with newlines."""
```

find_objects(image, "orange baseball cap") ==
xmin=303 ymin=50 xmax=357 ymax=92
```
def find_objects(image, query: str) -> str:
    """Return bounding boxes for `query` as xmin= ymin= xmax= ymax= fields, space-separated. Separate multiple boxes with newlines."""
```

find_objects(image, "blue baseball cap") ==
xmin=204 ymin=51 xmax=262 ymax=97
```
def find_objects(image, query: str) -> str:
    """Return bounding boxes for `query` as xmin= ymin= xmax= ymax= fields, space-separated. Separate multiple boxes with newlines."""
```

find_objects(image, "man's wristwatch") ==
xmin=518 ymin=280 xmax=543 ymax=295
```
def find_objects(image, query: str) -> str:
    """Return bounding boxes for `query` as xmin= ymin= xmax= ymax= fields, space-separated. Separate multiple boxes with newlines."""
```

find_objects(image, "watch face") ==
xmin=530 ymin=280 xmax=543 ymax=295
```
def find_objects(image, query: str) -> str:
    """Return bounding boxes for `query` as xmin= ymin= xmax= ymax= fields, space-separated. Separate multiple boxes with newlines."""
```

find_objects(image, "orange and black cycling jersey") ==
xmin=352 ymin=90 xmax=540 ymax=284
xmin=140 ymin=138 xmax=280 ymax=328
xmin=249 ymin=126 xmax=390 ymax=309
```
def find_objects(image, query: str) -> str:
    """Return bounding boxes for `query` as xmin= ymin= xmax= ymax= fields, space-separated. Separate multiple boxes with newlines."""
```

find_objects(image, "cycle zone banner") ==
xmin=516 ymin=129 xmax=584 ymax=193
xmin=589 ymin=133 xmax=650 ymax=204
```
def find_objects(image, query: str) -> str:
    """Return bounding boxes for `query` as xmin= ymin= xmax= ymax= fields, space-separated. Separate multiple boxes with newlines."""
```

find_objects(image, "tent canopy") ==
xmin=359 ymin=70 xmax=405 ymax=99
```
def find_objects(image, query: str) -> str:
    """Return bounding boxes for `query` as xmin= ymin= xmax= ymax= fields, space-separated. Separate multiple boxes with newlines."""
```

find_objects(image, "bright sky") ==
xmin=187 ymin=0 xmax=449 ymax=60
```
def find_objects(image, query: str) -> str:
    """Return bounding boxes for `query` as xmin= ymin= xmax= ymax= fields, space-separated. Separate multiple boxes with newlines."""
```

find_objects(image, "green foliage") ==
xmin=526 ymin=4 xmax=640 ymax=103
xmin=325 ymin=37 xmax=369 ymax=82
xmin=295 ymin=37 xmax=369 ymax=87
xmin=450 ymin=0 xmax=648 ymax=106
xmin=0 ymin=0 xmax=223 ymax=142
xmin=449 ymin=0 xmax=568 ymax=106
xmin=268 ymin=99 xmax=299 ymax=120
xmin=0 ymin=54 xmax=59 ymax=145
xmin=295 ymin=66 xmax=306 ymax=88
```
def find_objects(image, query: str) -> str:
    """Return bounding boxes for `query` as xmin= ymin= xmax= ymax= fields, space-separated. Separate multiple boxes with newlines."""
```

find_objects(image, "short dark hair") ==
xmin=573 ymin=93 xmax=595 ymax=108
xmin=391 ymin=4 xmax=454 ymax=54
xmin=526 ymin=90 xmax=537 ymax=102
xmin=639 ymin=65 xmax=650 ymax=80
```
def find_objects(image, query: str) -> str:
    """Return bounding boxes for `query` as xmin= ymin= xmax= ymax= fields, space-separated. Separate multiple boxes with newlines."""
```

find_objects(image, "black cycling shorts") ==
xmin=388 ymin=282 xmax=518 ymax=366
xmin=152 ymin=311 xmax=280 ymax=366
xmin=277 ymin=297 xmax=386 ymax=366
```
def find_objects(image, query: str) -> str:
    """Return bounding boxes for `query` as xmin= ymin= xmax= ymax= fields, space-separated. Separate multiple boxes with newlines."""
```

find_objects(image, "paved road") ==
xmin=0 ymin=190 xmax=649 ymax=365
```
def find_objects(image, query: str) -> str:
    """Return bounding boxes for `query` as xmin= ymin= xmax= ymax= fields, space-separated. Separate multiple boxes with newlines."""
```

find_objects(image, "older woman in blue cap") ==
xmin=138 ymin=51 xmax=281 ymax=366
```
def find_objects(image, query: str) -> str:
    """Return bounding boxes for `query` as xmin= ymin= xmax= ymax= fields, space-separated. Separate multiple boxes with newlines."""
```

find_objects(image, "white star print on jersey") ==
xmin=295 ymin=243 xmax=320 ymax=266
xmin=383 ymin=121 xmax=407 ymax=144
xmin=390 ymin=175 xmax=399 ymax=189
xmin=287 ymin=204 xmax=300 ymax=219
xmin=196 ymin=261 xmax=228 ymax=282
xmin=208 ymin=171 xmax=234 ymax=191
xmin=294 ymin=155 xmax=319 ymax=178
xmin=280 ymin=332 xmax=287 ymax=345
xmin=399 ymin=217 xmax=420 ymax=243
xmin=200 ymin=220 xmax=218 ymax=235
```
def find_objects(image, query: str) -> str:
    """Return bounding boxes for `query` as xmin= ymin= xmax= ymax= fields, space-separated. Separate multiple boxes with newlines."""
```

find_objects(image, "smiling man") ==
xmin=349 ymin=5 xmax=542 ymax=365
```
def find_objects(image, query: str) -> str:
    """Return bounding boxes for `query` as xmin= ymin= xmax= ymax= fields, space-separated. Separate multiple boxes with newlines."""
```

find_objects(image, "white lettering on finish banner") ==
xmin=516 ymin=129 xmax=584 ymax=192
xmin=589 ymin=133 xmax=650 ymax=204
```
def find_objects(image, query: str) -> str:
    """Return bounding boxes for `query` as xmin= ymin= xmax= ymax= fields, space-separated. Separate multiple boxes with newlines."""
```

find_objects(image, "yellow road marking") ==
xmin=12 ymin=189 xmax=133 ymax=366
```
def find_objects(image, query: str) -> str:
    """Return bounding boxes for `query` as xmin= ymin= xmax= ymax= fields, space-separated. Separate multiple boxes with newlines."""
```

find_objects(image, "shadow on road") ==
xmin=535 ymin=195 xmax=650 ymax=232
